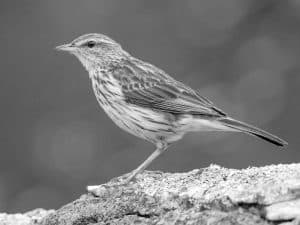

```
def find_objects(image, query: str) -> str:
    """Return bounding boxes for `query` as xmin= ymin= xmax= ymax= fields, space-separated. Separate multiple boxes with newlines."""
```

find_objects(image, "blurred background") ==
xmin=0 ymin=0 xmax=299 ymax=213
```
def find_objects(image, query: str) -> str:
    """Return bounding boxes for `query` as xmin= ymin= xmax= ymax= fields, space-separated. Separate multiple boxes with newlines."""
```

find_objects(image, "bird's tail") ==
xmin=218 ymin=117 xmax=288 ymax=147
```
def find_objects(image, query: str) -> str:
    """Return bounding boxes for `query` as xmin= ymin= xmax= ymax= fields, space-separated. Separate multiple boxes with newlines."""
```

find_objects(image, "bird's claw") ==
xmin=87 ymin=174 xmax=137 ymax=197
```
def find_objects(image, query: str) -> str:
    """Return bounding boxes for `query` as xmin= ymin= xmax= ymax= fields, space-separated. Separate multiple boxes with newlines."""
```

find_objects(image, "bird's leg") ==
xmin=87 ymin=143 xmax=168 ymax=196
xmin=124 ymin=143 xmax=168 ymax=183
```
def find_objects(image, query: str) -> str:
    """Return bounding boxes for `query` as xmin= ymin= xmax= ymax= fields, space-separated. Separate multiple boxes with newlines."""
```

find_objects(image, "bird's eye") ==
xmin=86 ymin=41 xmax=96 ymax=48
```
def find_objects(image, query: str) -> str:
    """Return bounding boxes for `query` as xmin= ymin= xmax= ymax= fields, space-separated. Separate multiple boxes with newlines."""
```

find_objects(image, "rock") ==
xmin=0 ymin=209 xmax=54 ymax=225
xmin=2 ymin=164 xmax=300 ymax=225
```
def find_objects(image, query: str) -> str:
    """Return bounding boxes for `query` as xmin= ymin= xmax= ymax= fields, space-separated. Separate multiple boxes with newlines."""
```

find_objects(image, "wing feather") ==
xmin=111 ymin=58 xmax=226 ymax=117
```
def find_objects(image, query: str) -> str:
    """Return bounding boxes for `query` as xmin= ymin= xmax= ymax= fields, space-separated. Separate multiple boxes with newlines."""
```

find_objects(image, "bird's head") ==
xmin=56 ymin=33 xmax=128 ymax=71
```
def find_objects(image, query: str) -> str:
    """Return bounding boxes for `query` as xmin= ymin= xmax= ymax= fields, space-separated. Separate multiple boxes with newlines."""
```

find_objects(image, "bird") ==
xmin=56 ymin=33 xmax=287 ymax=186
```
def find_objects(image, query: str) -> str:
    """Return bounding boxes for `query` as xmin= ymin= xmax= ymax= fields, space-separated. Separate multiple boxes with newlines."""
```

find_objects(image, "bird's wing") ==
xmin=111 ymin=59 xmax=226 ymax=117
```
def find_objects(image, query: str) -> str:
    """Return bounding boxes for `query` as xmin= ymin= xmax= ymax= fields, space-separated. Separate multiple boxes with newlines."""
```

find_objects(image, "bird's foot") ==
xmin=87 ymin=174 xmax=137 ymax=197
xmin=87 ymin=184 xmax=124 ymax=197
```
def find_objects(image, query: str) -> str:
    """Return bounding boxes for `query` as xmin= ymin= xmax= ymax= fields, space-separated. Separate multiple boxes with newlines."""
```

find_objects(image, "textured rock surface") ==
xmin=0 ymin=209 xmax=54 ymax=225
xmin=2 ymin=164 xmax=300 ymax=225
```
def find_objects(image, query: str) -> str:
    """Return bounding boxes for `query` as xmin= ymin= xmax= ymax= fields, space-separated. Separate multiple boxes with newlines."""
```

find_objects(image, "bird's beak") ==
xmin=55 ymin=43 xmax=75 ymax=52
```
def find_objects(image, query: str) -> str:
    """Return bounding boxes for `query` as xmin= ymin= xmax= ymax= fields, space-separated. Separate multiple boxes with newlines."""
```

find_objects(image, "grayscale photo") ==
xmin=0 ymin=1 xmax=299 ymax=224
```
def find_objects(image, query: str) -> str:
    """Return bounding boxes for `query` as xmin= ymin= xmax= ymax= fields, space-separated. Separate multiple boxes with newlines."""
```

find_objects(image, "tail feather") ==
xmin=218 ymin=117 xmax=288 ymax=147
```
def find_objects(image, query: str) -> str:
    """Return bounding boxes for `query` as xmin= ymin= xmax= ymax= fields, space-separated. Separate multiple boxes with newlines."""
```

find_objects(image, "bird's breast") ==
xmin=91 ymin=71 xmax=123 ymax=99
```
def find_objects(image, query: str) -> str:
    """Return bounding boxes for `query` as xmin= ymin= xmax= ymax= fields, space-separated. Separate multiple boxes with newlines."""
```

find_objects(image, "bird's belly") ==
xmin=102 ymin=101 xmax=177 ymax=143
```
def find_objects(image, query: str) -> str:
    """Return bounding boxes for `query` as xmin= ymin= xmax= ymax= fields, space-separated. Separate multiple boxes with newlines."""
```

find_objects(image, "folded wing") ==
xmin=112 ymin=60 xmax=226 ymax=118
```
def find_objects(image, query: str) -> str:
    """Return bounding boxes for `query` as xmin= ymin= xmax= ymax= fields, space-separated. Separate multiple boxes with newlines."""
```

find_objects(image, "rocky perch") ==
xmin=1 ymin=164 xmax=300 ymax=225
